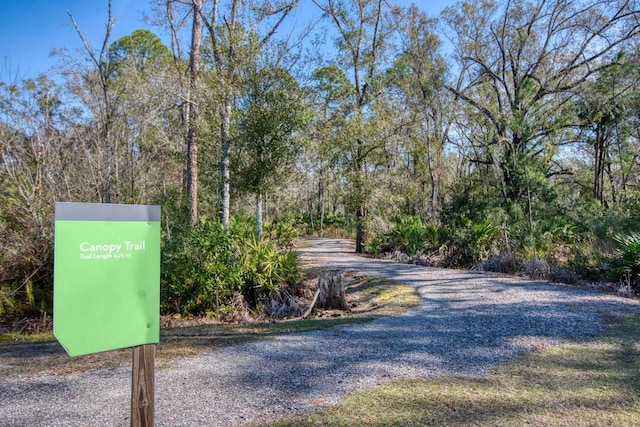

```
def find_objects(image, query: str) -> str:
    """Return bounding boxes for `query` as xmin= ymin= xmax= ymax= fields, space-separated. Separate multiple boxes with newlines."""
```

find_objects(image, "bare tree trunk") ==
xmin=186 ymin=0 xmax=203 ymax=225
xmin=308 ymin=194 xmax=315 ymax=232
xmin=318 ymin=177 xmax=325 ymax=233
xmin=263 ymin=192 xmax=268 ymax=225
xmin=255 ymin=192 xmax=263 ymax=240
xmin=426 ymin=135 xmax=438 ymax=217
xmin=593 ymin=122 xmax=609 ymax=205
xmin=220 ymin=98 xmax=232 ymax=227
xmin=355 ymin=205 xmax=364 ymax=254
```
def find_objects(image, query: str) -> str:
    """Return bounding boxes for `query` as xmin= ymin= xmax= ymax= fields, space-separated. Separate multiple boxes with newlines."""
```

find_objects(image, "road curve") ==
xmin=2 ymin=238 xmax=640 ymax=426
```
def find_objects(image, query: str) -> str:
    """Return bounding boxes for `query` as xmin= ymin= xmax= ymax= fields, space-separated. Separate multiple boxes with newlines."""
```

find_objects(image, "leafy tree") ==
xmin=107 ymin=29 xmax=172 ymax=76
xmin=102 ymin=29 xmax=181 ymax=205
xmin=234 ymin=67 xmax=310 ymax=238
xmin=442 ymin=0 xmax=640 ymax=208
xmin=197 ymin=0 xmax=300 ymax=227
xmin=312 ymin=0 xmax=397 ymax=252
xmin=307 ymin=65 xmax=354 ymax=232
xmin=577 ymin=53 xmax=640 ymax=207
xmin=389 ymin=5 xmax=449 ymax=218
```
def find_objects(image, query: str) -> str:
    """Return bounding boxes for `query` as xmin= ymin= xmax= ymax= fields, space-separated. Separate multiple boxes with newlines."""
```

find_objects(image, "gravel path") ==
xmin=2 ymin=238 xmax=640 ymax=426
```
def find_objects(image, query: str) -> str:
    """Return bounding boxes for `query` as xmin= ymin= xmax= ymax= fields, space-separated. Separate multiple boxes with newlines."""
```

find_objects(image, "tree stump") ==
xmin=315 ymin=270 xmax=349 ymax=310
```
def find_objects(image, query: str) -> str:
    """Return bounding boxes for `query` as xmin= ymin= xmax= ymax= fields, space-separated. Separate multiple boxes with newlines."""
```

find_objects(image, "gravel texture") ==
xmin=2 ymin=238 xmax=640 ymax=426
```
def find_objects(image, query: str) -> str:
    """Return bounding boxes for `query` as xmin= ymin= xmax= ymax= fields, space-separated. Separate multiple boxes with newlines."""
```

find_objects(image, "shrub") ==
xmin=0 ymin=286 xmax=18 ymax=320
xmin=366 ymin=215 xmax=439 ymax=256
xmin=443 ymin=219 xmax=502 ymax=268
xmin=608 ymin=232 xmax=640 ymax=288
xmin=265 ymin=219 xmax=299 ymax=248
xmin=240 ymin=237 xmax=303 ymax=304
xmin=161 ymin=215 xmax=305 ymax=317
xmin=567 ymin=237 xmax=605 ymax=280
xmin=392 ymin=216 xmax=438 ymax=256
xmin=161 ymin=219 xmax=243 ymax=315
xmin=475 ymin=252 xmax=526 ymax=275
xmin=518 ymin=217 xmax=578 ymax=261
xmin=0 ymin=210 xmax=54 ymax=322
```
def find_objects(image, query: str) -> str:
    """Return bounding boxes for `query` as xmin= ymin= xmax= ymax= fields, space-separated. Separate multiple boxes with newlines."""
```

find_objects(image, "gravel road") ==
xmin=2 ymin=238 xmax=640 ymax=426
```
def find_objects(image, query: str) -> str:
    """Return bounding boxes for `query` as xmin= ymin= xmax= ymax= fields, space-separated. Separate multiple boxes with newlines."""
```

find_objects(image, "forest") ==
xmin=1 ymin=0 xmax=640 ymax=322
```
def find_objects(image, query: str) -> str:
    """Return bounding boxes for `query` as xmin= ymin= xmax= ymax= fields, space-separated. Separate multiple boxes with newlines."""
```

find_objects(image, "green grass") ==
xmin=259 ymin=316 xmax=640 ymax=426
xmin=0 ymin=332 xmax=54 ymax=343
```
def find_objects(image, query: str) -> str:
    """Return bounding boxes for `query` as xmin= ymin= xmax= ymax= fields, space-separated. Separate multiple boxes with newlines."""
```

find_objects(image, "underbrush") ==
xmin=366 ymin=213 xmax=640 ymax=297
xmin=161 ymin=216 xmax=304 ymax=319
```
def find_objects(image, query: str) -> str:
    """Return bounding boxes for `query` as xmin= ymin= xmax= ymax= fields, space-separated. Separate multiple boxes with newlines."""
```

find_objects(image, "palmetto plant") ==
xmin=610 ymin=232 xmax=640 ymax=287
xmin=391 ymin=216 xmax=439 ymax=256
xmin=241 ymin=237 xmax=302 ymax=295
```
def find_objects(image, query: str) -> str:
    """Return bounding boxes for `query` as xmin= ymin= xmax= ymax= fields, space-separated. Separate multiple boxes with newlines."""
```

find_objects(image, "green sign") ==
xmin=53 ymin=203 xmax=161 ymax=357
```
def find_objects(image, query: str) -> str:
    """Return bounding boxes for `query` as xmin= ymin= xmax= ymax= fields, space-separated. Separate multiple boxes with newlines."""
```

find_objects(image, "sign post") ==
xmin=53 ymin=202 xmax=160 ymax=426
xmin=131 ymin=344 xmax=155 ymax=426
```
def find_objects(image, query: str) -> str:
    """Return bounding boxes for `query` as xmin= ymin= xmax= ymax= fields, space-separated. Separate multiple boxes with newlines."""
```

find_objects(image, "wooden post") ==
xmin=131 ymin=344 xmax=155 ymax=427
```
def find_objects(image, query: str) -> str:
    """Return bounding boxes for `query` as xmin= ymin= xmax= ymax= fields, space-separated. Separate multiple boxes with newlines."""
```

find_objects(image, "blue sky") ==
xmin=0 ymin=0 xmax=148 ymax=80
xmin=0 ymin=0 xmax=456 ymax=82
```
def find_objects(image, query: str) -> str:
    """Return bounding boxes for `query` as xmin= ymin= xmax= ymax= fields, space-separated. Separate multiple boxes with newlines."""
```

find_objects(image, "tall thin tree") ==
xmin=186 ymin=0 xmax=203 ymax=224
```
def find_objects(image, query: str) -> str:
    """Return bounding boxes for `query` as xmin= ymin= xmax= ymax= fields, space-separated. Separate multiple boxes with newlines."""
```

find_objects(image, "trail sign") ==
xmin=53 ymin=202 xmax=161 ymax=357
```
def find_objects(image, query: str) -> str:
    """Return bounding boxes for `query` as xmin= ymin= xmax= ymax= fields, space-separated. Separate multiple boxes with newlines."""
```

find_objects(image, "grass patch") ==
xmin=261 ymin=316 xmax=640 ymax=426
xmin=345 ymin=276 xmax=421 ymax=316
xmin=370 ymin=282 xmax=419 ymax=307
xmin=0 ymin=332 xmax=54 ymax=343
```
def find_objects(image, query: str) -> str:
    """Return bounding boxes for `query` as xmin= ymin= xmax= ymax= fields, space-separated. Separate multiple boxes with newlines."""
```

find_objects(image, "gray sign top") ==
xmin=55 ymin=202 xmax=161 ymax=222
